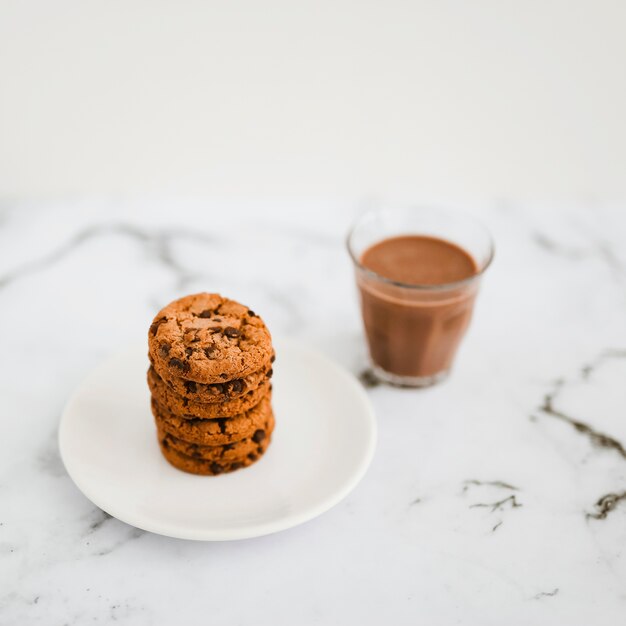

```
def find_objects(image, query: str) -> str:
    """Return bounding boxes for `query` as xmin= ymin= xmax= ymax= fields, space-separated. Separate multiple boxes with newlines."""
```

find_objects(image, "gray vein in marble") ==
xmin=532 ymin=231 xmax=586 ymax=260
xmin=535 ymin=351 xmax=626 ymax=526
xmin=87 ymin=509 xmax=113 ymax=533
xmin=536 ymin=350 xmax=626 ymax=459
xmin=587 ymin=492 xmax=626 ymax=521
xmin=151 ymin=226 xmax=219 ymax=289
xmin=0 ymin=222 xmax=218 ymax=291
xmin=596 ymin=241 xmax=625 ymax=278
xmin=539 ymin=390 xmax=626 ymax=461
xmin=533 ymin=230 xmax=625 ymax=281
xmin=95 ymin=527 xmax=145 ymax=557
xmin=533 ymin=588 xmax=559 ymax=600
xmin=470 ymin=494 xmax=522 ymax=513
xmin=0 ymin=223 xmax=144 ymax=289
xmin=80 ymin=507 xmax=145 ymax=556
xmin=464 ymin=482 xmax=522 ymax=527
xmin=579 ymin=349 xmax=626 ymax=381
xmin=462 ymin=480 xmax=519 ymax=493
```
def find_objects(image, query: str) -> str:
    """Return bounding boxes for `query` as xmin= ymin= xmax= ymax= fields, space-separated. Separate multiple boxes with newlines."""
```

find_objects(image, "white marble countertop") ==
xmin=1 ymin=200 xmax=625 ymax=625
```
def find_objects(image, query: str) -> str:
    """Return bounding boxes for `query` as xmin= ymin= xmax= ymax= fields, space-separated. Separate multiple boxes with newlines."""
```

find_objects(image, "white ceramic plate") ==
xmin=59 ymin=337 xmax=376 ymax=541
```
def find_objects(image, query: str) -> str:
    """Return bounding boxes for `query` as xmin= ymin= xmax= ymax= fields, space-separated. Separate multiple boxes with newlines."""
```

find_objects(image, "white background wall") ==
xmin=1 ymin=0 xmax=625 ymax=205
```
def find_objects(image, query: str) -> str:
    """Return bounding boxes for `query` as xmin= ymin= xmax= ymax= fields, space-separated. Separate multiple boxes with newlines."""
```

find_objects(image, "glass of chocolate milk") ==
xmin=347 ymin=207 xmax=494 ymax=387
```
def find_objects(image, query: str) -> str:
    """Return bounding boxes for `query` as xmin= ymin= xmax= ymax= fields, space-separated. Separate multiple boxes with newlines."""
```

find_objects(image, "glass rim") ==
xmin=346 ymin=205 xmax=495 ymax=292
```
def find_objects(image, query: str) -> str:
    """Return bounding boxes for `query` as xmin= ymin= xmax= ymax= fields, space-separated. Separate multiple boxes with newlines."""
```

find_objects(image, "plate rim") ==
xmin=58 ymin=337 xmax=377 ymax=541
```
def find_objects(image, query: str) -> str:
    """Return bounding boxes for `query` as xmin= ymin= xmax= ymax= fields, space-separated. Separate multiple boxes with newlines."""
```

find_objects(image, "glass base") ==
xmin=370 ymin=364 xmax=450 ymax=388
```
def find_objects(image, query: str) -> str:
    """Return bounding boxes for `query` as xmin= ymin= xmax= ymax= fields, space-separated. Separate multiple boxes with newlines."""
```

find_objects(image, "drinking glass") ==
xmin=347 ymin=206 xmax=494 ymax=387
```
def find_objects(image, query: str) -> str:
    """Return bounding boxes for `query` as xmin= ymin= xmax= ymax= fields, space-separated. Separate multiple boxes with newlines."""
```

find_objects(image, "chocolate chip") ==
xmin=204 ymin=345 xmax=218 ymax=358
xmin=270 ymin=354 xmax=276 ymax=363
xmin=198 ymin=310 xmax=212 ymax=318
xmin=169 ymin=357 xmax=190 ymax=374
xmin=149 ymin=317 xmax=166 ymax=336
xmin=247 ymin=453 xmax=258 ymax=462
xmin=184 ymin=380 xmax=197 ymax=394
xmin=182 ymin=398 xmax=189 ymax=407
xmin=210 ymin=462 xmax=223 ymax=474
xmin=222 ymin=443 xmax=234 ymax=451
xmin=247 ymin=309 xmax=256 ymax=317
xmin=230 ymin=379 xmax=243 ymax=393
xmin=224 ymin=327 xmax=240 ymax=339
xmin=217 ymin=419 xmax=227 ymax=434
xmin=267 ymin=368 xmax=273 ymax=378
xmin=230 ymin=462 xmax=243 ymax=470
xmin=161 ymin=438 xmax=169 ymax=449
xmin=213 ymin=317 xmax=222 ymax=322
xmin=185 ymin=347 xmax=193 ymax=357
xmin=219 ymin=373 xmax=228 ymax=380
xmin=192 ymin=451 xmax=202 ymax=458
xmin=158 ymin=343 xmax=171 ymax=357
xmin=257 ymin=446 xmax=263 ymax=454
xmin=252 ymin=429 xmax=265 ymax=443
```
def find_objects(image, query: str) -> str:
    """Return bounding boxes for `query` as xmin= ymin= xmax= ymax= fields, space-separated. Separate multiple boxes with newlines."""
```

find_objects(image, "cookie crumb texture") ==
xmin=147 ymin=293 xmax=275 ymax=476
xmin=148 ymin=367 xmax=272 ymax=419
xmin=159 ymin=427 xmax=273 ymax=476
xmin=158 ymin=410 xmax=274 ymax=464
xmin=148 ymin=293 xmax=273 ymax=384
xmin=151 ymin=393 xmax=273 ymax=446
xmin=149 ymin=355 xmax=274 ymax=405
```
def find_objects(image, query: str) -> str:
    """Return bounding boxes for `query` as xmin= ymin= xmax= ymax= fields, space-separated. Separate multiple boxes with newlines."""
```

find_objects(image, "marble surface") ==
xmin=1 ymin=200 xmax=625 ymax=625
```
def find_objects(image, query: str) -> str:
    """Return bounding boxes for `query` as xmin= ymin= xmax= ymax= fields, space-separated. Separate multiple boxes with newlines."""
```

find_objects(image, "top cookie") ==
xmin=148 ymin=293 xmax=273 ymax=384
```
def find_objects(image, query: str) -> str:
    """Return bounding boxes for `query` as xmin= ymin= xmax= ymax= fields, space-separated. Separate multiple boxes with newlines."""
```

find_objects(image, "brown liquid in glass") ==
xmin=359 ymin=235 xmax=478 ymax=379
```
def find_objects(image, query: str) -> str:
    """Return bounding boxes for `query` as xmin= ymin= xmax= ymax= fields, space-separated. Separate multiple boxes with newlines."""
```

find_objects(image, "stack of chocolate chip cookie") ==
xmin=147 ymin=293 xmax=275 ymax=475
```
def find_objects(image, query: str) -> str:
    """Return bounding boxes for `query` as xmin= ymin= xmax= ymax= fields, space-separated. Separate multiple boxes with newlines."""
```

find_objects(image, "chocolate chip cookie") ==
xmin=149 ymin=293 xmax=273 ymax=384
xmin=148 ymin=366 xmax=271 ymax=418
xmin=159 ymin=428 xmax=271 ymax=476
xmin=149 ymin=353 xmax=274 ymax=405
xmin=151 ymin=392 xmax=273 ymax=446
xmin=158 ymin=410 xmax=274 ymax=462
